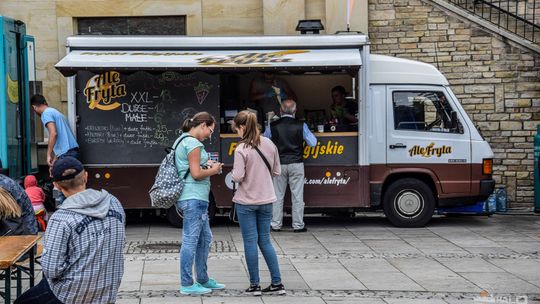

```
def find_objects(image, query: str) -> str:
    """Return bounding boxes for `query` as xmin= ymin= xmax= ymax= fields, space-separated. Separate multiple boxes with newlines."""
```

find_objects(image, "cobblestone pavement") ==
xmin=10 ymin=213 xmax=540 ymax=303
xmin=115 ymin=213 xmax=540 ymax=304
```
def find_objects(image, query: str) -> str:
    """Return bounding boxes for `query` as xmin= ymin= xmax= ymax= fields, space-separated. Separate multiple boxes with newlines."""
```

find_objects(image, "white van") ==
xmin=55 ymin=34 xmax=495 ymax=227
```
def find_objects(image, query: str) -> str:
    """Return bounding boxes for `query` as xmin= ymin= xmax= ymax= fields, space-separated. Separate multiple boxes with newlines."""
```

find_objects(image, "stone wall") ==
xmin=369 ymin=0 xmax=540 ymax=208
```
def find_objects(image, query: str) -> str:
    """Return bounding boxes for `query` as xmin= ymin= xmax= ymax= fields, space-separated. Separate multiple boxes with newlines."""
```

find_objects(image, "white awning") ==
xmin=55 ymin=49 xmax=361 ymax=76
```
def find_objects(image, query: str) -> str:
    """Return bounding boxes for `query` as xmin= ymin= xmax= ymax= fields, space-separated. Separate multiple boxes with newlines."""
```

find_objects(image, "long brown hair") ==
xmin=233 ymin=110 xmax=260 ymax=148
xmin=182 ymin=112 xmax=216 ymax=132
xmin=0 ymin=187 xmax=21 ymax=219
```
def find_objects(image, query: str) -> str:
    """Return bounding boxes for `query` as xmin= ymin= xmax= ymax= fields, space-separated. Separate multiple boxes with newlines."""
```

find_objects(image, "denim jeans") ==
xmin=177 ymin=199 xmax=212 ymax=287
xmin=236 ymin=203 xmax=282 ymax=285
xmin=14 ymin=278 xmax=62 ymax=304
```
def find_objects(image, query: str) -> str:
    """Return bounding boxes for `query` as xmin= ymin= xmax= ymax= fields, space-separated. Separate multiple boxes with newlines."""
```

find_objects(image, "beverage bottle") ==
xmin=496 ymin=187 xmax=507 ymax=212
xmin=486 ymin=192 xmax=497 ymax=213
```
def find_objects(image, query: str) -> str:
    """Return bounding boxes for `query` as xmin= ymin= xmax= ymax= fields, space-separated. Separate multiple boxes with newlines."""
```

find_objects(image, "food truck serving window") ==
xmin=55 ymin=49 xmax=362 ymax=76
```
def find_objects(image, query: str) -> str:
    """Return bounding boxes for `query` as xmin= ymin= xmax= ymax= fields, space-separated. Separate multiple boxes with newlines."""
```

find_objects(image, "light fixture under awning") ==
xmin=55 ymin=49 xmax=362 ymax=76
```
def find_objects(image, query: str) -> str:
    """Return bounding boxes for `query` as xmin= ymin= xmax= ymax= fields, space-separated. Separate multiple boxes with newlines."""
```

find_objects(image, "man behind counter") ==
xmin=330 ymin=86 xmax=358 ymax=125
xmin=249 ymin=73 xmax=297 ymax=123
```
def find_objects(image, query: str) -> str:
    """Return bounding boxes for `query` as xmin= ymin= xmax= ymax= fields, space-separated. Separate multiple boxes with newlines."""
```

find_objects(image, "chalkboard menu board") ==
xmin=76 ymin=71 xmax=220 ymax=165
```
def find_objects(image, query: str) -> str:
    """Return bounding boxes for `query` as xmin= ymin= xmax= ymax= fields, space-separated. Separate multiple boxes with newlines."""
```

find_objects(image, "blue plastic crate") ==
xmin=437 ymin=201 xmax=493 ymax=215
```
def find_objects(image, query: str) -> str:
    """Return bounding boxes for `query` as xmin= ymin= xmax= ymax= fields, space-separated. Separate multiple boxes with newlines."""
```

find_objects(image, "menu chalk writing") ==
xmin=76 ymin=71 xmax=220 ymax=164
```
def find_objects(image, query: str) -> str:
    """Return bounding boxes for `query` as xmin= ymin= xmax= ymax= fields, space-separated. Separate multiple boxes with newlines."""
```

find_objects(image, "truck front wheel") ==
xmin=383 ymin=178 xmax=435 ymax=227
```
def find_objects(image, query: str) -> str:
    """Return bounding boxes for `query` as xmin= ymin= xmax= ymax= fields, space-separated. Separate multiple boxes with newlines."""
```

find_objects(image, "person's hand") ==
xmin=210 ymin=162 xmax=223 ymax=175
xmin=47 ymin=154 xmax=54 ymax=167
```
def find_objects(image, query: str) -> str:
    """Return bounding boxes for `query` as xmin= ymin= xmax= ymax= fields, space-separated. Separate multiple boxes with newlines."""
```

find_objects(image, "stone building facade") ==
xmin=0 ymin=0 xmax=538 ymax=207
xmin=369 ymin=0 xmax=540 ymax=208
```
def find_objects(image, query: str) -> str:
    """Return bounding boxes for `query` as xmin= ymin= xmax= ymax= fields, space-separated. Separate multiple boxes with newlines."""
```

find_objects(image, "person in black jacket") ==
xmin=263 ymin=100 xmax=316 ymax=232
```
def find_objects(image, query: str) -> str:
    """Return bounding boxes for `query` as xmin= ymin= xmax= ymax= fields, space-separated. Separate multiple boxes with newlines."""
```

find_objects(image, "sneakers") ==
xmin=201 ymin=278 xmax=225 ymax=290
xmin=262 ymin=283 xmax=286 ymax=295
xmin=245 ymin=284 xmax=262 ymax=296
xmin=271 ymin=227 xmax=281 ymax=232
xmin=293 ymin=227 xmax=308 ymax=233
xmin=180 ymin=282 xmax=212 ymax=295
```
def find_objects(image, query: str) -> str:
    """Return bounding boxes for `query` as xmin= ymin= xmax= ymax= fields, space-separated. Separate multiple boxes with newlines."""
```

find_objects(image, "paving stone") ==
xmin=488 ymin=259 xmax=540 ymax=281
xmin=292 ymin=261 xmax=366 ymax=290
xmin=460 ymin=272 xmax=540 ymax=293
xmin=436 ymin=258 xmax=506 ymax=273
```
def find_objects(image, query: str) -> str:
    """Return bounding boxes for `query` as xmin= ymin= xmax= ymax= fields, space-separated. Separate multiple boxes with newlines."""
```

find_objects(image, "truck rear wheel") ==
xmin=382 ymin=178 xmax=435 ymax=227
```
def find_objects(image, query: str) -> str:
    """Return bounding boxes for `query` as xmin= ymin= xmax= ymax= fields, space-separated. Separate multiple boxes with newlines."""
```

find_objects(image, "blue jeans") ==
xmin=14 ymin=278 xmax=62 ymax=304
xmin=236 ymin=203 xmax=282 ymax=285
xmin=177 ymin=199 xmax=212 ymax=287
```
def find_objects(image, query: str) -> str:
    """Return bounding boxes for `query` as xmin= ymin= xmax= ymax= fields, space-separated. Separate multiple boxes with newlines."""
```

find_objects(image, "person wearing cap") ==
xmin=15 ymin=157 xmax=125 ymax=304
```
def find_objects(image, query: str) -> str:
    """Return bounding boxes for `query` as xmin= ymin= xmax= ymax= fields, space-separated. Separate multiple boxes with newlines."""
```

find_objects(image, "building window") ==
xmin=77 ymin=16 xmax=186 ymax=35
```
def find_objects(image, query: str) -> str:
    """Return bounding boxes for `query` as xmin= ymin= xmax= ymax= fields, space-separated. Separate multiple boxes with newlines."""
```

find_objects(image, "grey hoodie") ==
xmin=42 ymin=189 xmax=125 ymax=304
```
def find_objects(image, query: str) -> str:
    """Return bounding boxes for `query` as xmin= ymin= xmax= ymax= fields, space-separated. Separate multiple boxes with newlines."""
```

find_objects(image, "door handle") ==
xmin=389 ymin=143 xmax=407 ymax=149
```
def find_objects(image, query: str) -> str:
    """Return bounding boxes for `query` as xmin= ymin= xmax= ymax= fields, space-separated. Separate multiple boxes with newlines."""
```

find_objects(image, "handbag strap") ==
xmin=254 ymin=146 xmax=272 ymax=175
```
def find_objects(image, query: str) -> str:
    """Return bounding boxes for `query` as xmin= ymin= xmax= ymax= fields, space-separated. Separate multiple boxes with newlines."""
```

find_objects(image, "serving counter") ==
xmin=220 ymin=132 xmax=358 ymax=164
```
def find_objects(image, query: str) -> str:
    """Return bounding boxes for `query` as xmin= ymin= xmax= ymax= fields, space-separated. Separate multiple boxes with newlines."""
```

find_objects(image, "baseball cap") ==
xmin=52 ymin=157 xmax=84 ymax=182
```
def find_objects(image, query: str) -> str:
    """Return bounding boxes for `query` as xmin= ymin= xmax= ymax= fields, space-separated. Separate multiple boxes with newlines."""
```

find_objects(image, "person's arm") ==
xmin=302 ymin=123 xmax=317 ymax=147
xmin=231 ymin=148 xmax=246 ymax=183
xmin=41 ymin=218 xmax=70 ymax=280
xmin=187 ymin=147 xmax=221 ymax=180
xmin=45 ymin=122 xmax=57 ymax=166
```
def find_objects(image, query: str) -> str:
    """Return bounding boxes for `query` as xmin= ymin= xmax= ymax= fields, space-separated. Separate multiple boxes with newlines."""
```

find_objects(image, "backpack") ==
xmin=149 ymin=135 xmax=192 ymax=209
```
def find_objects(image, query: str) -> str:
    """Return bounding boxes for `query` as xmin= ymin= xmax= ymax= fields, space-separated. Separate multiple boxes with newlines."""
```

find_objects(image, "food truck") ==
xmin=55 ymin=34 xmax=495 ymax=227
xmin=0 ymin=16 xmax=39 ymax=180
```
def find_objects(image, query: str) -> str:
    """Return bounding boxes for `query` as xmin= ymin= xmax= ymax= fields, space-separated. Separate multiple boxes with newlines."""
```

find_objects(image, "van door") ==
xmin=386 ymin=86 xmax=471 ymax=195
xmin=4 ymin=22 xmax=25 ymax=179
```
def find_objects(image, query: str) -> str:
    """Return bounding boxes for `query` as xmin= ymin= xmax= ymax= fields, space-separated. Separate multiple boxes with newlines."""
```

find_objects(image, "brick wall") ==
xmin=369 ymin=0 xmax=540 ymax=208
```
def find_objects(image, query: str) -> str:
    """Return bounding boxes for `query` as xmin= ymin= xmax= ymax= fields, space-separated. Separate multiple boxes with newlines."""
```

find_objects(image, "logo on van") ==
xmin=408 ymin=142 xmax=452 ymax=158
xmin=197 ymin=50 xmax=308 ymax=66
xmin=84 ymin=71 xmax=127 ymax=111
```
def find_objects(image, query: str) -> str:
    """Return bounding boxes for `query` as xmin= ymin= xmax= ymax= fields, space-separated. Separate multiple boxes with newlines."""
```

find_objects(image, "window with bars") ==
xmin=77 ymin=16 xmax=186 ymax=35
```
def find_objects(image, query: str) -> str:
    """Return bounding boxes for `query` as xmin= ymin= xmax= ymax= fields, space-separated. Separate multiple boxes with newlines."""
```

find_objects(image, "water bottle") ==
xmin=486 ymin=192 xmax=497 ymax=213
xmin=496 ymin=187 xmax=507 ymax=212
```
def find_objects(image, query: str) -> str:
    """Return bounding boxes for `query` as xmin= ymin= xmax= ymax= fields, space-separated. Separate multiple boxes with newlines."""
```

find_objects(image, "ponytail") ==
xmin=182 ymin=112 xmax=216 ymax=133
xmin=233 ymin=110 xmax=260 ymax=148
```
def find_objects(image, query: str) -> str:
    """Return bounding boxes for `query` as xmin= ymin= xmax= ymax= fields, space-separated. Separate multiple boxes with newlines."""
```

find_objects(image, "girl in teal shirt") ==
xmin=174 ymin=112 xmax=224 ymax=295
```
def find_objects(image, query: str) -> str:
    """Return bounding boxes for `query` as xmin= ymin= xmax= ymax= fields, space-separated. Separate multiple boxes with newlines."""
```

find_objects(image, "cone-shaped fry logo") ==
xmin=84 ymin=71 xmax=126 ymax=111
xmin=197 ymin=50 xmax=309 ymax=66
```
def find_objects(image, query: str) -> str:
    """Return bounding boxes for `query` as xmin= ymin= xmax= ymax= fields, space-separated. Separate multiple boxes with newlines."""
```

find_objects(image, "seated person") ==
xmin=15 ymin=157 xmax=125 ymax=304
xmin=0 ymin=187 xmax=24 ymax=236
xmin=330 ymin=85 xmax=358 ymax=125
xmin=24 ymin=175 xmax=48 ymax=231
xmin=249 ymin=72 xmax=297 ymax=122
xmin=0 ymin=174 xmax=38 ymax=236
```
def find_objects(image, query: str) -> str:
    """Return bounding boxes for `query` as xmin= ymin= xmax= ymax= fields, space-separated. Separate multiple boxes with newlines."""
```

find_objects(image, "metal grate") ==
xmin=124 ymin=240 xmax=237 ymax=254
xmin=447 ymin=0 xmax=540 ymax=44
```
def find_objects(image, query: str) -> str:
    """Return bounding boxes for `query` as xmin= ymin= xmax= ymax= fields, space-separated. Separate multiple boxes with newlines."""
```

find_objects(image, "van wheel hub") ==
xmin=395 ymin=190 xmax=423 ymax=217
